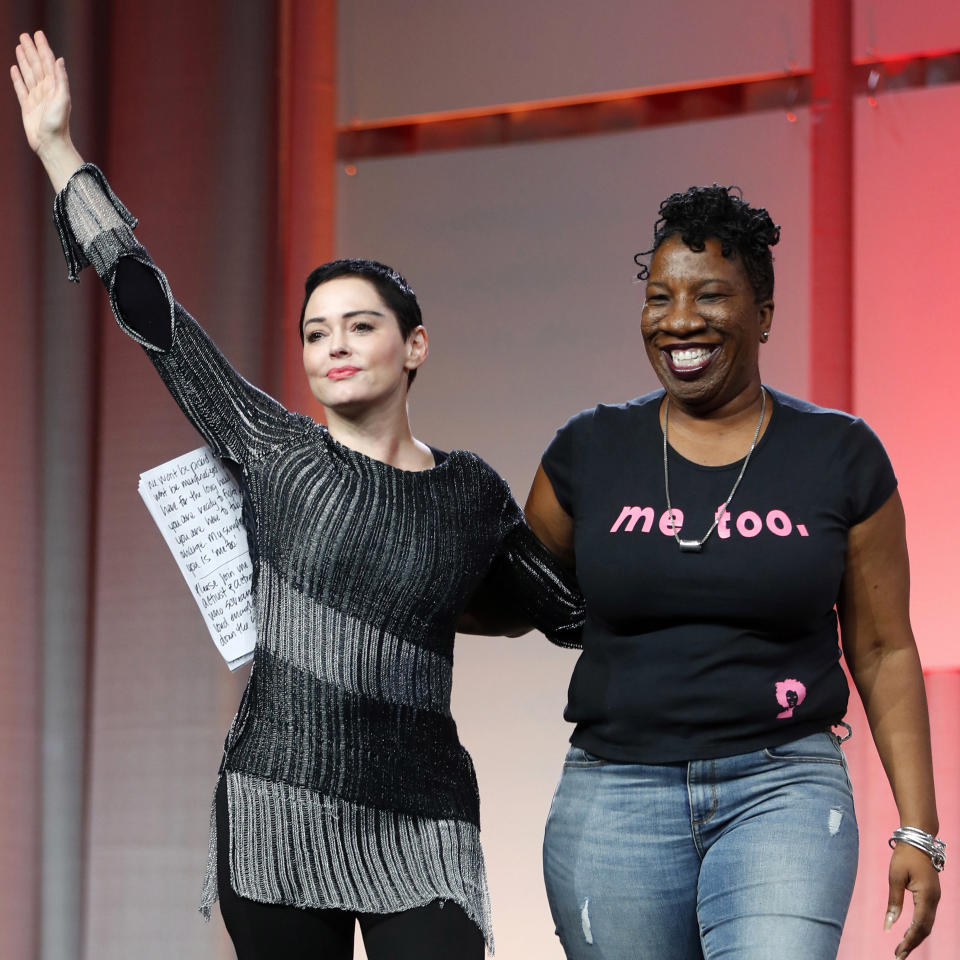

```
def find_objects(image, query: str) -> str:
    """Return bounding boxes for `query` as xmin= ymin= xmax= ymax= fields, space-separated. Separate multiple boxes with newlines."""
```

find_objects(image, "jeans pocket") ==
xmin=763 ymin=731 xmax=844 ymax=765
xmin=563 ymin=745 xmax=609 ymax=767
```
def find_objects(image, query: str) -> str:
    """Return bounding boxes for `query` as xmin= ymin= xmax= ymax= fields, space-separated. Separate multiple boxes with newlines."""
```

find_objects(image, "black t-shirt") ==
xmin=542 ymin=387 xmax=897 ymax=762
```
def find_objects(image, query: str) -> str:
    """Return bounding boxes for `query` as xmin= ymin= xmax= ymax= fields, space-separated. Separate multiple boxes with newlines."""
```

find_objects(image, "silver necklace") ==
xmin=662 ymin=388 xmax=766 ymax=553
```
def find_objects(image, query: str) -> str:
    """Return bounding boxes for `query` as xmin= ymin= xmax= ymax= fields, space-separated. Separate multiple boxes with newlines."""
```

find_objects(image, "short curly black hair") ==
xmin=635 ymin=185 xmax=781 ymax=303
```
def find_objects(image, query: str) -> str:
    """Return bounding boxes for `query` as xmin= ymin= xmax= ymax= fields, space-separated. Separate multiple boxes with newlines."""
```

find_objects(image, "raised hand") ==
xmin=10 ymin=30 xmax=83 ymax=190
xmin=11 ymin=30 xmax=70 ymax=152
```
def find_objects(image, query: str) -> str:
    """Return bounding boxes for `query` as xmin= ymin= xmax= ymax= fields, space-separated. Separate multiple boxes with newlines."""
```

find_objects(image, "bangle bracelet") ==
xmin=889 ymin=826 xmax=946 ymax=872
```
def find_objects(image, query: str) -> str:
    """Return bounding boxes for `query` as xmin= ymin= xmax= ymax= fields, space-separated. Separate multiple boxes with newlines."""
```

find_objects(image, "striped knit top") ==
xmin=54 ymin=165 xmax=584 ymax=950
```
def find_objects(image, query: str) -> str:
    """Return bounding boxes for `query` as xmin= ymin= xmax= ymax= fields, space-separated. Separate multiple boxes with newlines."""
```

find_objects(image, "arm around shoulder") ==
xmin=458 ymin=470 xmax=582 ymax=643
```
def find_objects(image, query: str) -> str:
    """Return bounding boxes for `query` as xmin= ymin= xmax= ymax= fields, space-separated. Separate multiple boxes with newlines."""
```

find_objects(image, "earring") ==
xmin=761 ymin=331 xmax=770 ymax=342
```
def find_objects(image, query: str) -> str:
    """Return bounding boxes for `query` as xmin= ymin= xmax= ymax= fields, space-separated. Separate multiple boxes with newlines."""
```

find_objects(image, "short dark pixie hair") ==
xmin=635 ymin=185 xmax=781 ymax=303
xmin=299 ymin=258 xmax=424 ymax=385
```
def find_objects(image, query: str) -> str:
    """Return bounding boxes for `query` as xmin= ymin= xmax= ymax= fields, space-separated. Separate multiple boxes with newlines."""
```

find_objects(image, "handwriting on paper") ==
xmin=138 ymin=447 xmax=255 ymax=670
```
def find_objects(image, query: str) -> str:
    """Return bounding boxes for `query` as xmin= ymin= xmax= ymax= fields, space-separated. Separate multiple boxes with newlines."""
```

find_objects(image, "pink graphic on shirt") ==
xmin=659 ymin=508 xmax=684 ymax=536
xmin=608 ymin=505 xmax=811 ymax=539
xmin=775 ymin=679 xmax=807 ymax=718
xmin=715 ymin=506 xmax=731 ymax=539
xmin=736 ymin=510 xmax=763 ymax=538
xmin=766 ymin=510 xmax=792 ymax=537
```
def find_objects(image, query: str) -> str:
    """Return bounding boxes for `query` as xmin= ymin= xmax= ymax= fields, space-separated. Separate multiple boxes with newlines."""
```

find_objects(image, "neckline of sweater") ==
xmin=317 ymin=424 xmax=458 ymax=476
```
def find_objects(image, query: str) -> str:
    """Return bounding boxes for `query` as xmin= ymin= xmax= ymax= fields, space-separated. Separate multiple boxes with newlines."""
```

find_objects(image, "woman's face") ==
xmin=641 ymin=234 xmax=773 ymax=414
xmin=301 ymin=276 xmax=427 ymax=413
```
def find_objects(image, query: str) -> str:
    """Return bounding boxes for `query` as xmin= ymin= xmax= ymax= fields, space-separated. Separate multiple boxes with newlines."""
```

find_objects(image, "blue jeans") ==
xmin=542 ymin=732 xmax=858 ymax=960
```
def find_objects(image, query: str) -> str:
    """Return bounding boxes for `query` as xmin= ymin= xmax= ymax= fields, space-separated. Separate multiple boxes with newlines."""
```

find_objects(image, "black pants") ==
xmin=215 ymin=778 xmax=485 ymax=959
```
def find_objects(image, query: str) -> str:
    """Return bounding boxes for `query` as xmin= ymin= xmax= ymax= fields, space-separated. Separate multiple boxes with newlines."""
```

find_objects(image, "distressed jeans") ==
xmin=542 ymin=732 xmax=858 ymax=960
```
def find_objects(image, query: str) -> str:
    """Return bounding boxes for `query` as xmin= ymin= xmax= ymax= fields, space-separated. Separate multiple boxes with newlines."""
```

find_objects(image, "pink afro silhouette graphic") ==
xmin=775 ymin=678 xmax=807 ymax=719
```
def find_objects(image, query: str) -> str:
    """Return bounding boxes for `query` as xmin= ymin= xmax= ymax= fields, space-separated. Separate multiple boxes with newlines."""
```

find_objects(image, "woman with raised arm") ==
xmin=12 ymin=31 xmax=582 ymax=960
xmin=526 ymin=186 xmax=942 ymax=960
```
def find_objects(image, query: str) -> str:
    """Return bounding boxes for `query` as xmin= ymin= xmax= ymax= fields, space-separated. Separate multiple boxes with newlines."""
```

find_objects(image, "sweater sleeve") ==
xmin=53 ymin=163 xmax=308 ymax=467
xmin=489 ymin=491 xmax=585 ymax=649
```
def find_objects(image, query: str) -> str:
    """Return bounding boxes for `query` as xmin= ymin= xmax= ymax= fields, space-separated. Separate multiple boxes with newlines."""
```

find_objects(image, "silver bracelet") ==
xmin=889 ymin=826 xmax=946 ymax=872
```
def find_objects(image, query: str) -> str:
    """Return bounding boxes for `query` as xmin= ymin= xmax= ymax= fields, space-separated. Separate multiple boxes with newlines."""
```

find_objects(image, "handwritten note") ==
xmin=138 ymin=447 xmax=255 ymax=670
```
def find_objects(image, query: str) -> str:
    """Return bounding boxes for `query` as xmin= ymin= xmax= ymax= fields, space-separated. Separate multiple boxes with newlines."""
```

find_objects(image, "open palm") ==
xmin=10 ymin=30 xmax=71 ymax=154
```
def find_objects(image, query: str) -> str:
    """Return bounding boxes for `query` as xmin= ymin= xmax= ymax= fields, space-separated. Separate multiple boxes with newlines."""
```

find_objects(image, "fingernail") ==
xmin=884 ymin=910 xmax=897 ymax=930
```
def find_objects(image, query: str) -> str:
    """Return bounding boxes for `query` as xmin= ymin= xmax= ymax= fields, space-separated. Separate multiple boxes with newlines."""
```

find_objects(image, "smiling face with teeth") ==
xmin=641 ymin=233 xmax=773 ymax=417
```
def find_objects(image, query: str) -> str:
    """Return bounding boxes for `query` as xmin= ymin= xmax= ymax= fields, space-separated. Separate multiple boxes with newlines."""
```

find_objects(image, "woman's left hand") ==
xmin=839 ymin=490 xmax=942 ymax=958
xmin=885 ymin=842 xmax=941 ymax=959
xmin=10 ymin=30 xmax=83 ymax=191
xmin=11 ymin=31 xmax=71 ymax=156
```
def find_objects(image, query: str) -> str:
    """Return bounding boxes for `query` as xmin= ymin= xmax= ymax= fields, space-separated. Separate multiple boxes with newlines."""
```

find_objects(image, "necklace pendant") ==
xmin=678 ymin=539 xmax=702 ymax=553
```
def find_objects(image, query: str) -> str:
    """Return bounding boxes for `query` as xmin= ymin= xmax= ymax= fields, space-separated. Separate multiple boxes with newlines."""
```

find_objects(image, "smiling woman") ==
xmin=641 ymin=234 xmax=772 ymax=416
xmin=11 ymin=29 xmax=584 ymax=960
xmin=524 ymin=185 xmax=943 ymax=960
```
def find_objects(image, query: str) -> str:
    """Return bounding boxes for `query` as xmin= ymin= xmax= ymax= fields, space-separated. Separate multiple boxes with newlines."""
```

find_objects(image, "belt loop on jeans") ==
xmin=831 ymin=721 xmax=853 ymax=743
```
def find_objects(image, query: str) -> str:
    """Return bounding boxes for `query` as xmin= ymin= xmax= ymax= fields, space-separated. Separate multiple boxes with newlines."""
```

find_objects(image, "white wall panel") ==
xmin=854 ymin=83 xmax=960 ymax=672
xmin=337 ymin=110 xmax=810 ymax=958
xmin=853 ymin=0 xmax=960 ymax=59
xmin=338 ymin=0 xmax=810 ymax=122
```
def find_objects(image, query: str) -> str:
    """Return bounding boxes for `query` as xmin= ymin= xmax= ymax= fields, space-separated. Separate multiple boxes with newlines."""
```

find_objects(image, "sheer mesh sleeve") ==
xmin=490 ymin=492 xmax=584 ymax=648
xmin=53 ymin=164 xmax=309 ymax=466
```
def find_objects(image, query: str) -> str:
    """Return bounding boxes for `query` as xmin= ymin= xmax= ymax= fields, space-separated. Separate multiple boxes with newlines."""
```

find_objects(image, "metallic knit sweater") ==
xmin=54 ymin=165 xmax=584 ymax=950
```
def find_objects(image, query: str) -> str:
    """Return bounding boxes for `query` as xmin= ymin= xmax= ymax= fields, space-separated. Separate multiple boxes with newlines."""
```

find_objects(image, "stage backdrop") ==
xmin=1 ymin=2 xmax=957 ymax=960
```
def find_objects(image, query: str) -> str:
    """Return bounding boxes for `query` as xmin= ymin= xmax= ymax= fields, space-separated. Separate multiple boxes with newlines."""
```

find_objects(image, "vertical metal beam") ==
xmin=810 ymin=0 xmax=854 ymax=410
xmin=276 ymin=0 xmax=337 ymax=416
